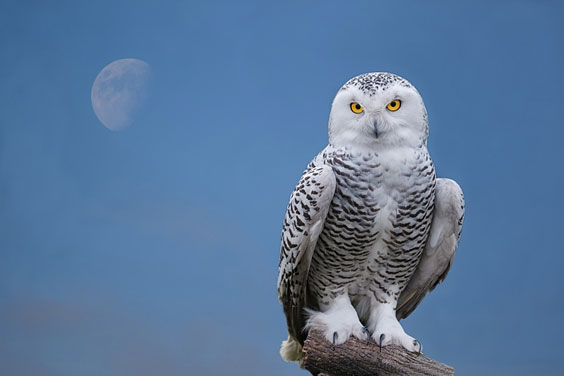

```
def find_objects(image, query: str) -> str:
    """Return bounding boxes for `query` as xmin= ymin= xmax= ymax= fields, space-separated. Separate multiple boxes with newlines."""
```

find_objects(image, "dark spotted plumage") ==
xmin=308 ymin=145 xmax=435 ymax=314
xmin=341 ymin=72 xmax=413 ymax=96
xmin=277 ymin=143 xmax=436 ymax=343
xmin=277 ymin=165 xmax=335 ymax=343
xmin=277 ymin=72 xmax=465 ymax=360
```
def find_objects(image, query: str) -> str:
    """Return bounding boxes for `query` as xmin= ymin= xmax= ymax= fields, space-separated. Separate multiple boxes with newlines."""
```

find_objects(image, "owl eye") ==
xmin=350 ymin=102 xmax=364 ymax=114
xmin=386 ymin=99 xmax=401 ymax=112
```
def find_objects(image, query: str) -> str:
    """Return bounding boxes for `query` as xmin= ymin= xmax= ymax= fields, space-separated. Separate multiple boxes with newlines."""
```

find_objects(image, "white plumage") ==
xmin=277 ymin=73 xmax=464 ymax=362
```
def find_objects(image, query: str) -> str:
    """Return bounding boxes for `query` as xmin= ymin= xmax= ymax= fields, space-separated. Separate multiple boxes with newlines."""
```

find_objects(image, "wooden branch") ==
xmin=301 ymin=330 xmax=454 ymax=376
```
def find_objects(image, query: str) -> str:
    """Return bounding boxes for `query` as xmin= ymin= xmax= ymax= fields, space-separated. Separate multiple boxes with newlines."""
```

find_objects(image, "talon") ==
xmin=413 ymin=339 xmax=422 ymax=354
xmin=332 ymin=331 xmax=338 ymax=348
xmin=362 ymin=327 xmax=371 ymax=343
xmin=378 ymin=333 xmax=385 ymax=352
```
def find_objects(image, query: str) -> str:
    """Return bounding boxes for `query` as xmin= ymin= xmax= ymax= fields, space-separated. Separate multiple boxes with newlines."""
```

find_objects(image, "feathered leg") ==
xmin=305 ymin=293 xmax=365 ymax=346
xmin=367 ymin=300 xmax=422 ymax=353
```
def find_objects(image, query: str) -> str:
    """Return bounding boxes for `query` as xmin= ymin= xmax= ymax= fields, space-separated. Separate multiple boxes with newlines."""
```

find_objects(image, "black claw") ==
xmin=332 ymin=332 xmax=338 ymax=349
xmin=413 ymin=339 xmax=422 ymax=354
xmin=362 ymin=327 xmax=371 ymax=343
xmin=378 ymin=333 xmax=385 ymax=352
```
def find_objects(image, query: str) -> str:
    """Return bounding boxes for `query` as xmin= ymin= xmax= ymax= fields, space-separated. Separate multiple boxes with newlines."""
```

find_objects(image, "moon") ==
xmin=91 ymin=58 xmax=151 ymax=131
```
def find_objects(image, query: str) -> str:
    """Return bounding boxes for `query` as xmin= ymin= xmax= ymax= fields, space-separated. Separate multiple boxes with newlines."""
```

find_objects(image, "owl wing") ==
xmin=396 ymin=178 xmax=465 ymax=320
xmin=277 ymin=164 xmax=336 ymax=343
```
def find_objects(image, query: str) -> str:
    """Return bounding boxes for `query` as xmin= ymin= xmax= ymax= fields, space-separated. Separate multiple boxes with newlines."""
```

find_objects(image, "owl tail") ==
xmin=280 ymin=335 xmax=304 ymax=362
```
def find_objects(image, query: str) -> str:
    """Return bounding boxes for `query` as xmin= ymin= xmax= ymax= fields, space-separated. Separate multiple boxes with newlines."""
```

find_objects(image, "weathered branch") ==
xmin=301 ymin=330 xmax=454 ymax=376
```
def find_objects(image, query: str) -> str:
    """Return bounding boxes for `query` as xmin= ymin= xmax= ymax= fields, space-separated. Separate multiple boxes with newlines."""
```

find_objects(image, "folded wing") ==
xmin=396 ymin=178 xmax=465 ymax=320
xmin=277 ymin=164 xmax=336 ymax=343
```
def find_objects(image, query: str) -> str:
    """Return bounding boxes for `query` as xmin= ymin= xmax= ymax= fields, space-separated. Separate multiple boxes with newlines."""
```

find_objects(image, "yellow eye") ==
xmin=386 ymin=99 xmax=401 ymax=112
xmin=350 ymin=102 xmax=363 ymax=114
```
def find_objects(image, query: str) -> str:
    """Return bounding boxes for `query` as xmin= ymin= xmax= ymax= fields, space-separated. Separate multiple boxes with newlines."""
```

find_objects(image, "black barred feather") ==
xmin=278 ymin=144 xmax=436 ymax=343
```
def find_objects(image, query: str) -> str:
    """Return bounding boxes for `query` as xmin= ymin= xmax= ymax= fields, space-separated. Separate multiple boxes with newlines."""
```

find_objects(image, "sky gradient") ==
xmin=1 ymin=1 xmax=563 ymax=375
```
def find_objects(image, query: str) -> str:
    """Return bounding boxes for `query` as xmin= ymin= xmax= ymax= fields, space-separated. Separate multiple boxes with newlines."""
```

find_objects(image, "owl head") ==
xmin=328 ymin=73 xmax=428 ymax=149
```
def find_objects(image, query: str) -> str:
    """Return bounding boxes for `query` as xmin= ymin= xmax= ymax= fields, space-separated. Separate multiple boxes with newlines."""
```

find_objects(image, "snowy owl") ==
xmin=277 ymin=72 xmax=465 ymax=362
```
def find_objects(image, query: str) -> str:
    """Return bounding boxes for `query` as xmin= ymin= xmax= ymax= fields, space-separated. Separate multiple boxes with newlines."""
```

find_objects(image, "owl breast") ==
xmin=307 ymin=146 xmax=436 ymax=310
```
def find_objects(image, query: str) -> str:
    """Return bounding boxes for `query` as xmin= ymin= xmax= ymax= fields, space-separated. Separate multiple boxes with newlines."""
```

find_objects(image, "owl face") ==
xmin=328 ymin=73 xmax=428 ymax=149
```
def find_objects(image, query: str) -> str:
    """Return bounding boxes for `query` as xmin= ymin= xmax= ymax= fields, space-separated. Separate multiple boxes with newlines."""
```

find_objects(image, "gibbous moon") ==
xmin=91 ymin=58 xmax=151 ymax=131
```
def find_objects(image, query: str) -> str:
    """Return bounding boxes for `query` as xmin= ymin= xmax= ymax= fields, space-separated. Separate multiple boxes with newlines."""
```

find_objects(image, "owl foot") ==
xmin=371 ymin=321 xmax=422 ymax=353
xmin=305 ymin=295 xmax=365 ymax=346
xmin=368 ymin=304 xmax=422 ymax=353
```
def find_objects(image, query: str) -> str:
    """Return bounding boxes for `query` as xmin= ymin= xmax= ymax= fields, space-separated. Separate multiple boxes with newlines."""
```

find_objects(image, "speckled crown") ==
xmin=341 ymin=72 xmax=413 ymax=96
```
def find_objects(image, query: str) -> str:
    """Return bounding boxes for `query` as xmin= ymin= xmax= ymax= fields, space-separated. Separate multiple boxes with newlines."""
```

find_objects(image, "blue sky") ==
xmin=1 ymin=1 xmax=563 ymax=375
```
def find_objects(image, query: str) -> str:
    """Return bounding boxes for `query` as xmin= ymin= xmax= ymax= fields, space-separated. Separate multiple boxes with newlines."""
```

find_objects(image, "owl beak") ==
xmin=373 ymin=120 xmax=379 ymax=138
